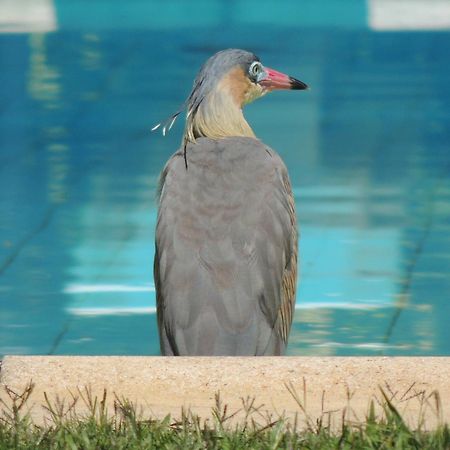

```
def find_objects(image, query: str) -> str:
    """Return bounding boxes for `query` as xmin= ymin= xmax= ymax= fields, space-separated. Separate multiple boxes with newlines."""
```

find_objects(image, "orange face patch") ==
xmin=218 ymin=67 xmax=265 ymax=107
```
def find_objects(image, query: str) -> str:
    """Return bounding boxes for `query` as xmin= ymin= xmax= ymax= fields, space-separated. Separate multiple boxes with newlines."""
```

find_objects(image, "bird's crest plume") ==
xmin=151 ymin=75 xmax=207 ymax=139
xmin=151 ymin=105 xmax=185 ymax=136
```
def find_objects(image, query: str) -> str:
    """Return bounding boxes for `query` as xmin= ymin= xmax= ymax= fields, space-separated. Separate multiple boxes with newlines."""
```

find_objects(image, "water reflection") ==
xmin=367 ymin=0 xmax=450 ymax=30
xmin=0 ymin=1 xmax=449 ymax=357
xmin=27 ymin=34 xmax=62 ymax=109
xmin=80 ymin=33 xmax=102 ymax=72
xmin=0 ymin=0 xmax=57 ymax=34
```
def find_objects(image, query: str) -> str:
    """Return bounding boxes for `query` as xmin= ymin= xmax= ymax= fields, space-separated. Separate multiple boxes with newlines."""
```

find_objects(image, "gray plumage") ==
xmin=155 ymin=137 xmax=297 ymax=355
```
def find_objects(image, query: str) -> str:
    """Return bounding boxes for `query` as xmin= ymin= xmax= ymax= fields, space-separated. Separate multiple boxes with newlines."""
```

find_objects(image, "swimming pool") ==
xmin=1 ymin=0 xmax=449 ymax=356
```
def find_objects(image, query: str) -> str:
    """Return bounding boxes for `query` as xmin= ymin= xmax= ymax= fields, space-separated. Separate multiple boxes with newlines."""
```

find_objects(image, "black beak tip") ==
xmin=289 ymin=76 xmax=309 ymax=90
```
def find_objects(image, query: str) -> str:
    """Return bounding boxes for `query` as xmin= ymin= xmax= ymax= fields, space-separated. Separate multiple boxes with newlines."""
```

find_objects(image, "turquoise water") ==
xmin=1 ymin=1 xmax=449 ymax=356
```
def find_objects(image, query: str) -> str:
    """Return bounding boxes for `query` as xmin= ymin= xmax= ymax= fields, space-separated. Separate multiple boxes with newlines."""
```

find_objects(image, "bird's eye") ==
xmin=249 ymin=62 xmax=261 ymax=78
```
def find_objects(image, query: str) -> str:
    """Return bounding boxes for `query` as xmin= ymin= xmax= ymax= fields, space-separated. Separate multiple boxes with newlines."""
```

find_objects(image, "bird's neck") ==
xmin=183 ymin=88 xmax=255 ymax=143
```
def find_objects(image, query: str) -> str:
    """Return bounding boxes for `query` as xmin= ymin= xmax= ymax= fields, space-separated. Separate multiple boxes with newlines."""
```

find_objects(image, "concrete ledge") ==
xmin=1 ymin=356 xmax=449 ymax=429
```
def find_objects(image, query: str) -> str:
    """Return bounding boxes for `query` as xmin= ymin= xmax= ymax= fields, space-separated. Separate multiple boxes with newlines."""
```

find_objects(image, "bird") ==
xmin=153 ymin=49 xmax=307 ymax=356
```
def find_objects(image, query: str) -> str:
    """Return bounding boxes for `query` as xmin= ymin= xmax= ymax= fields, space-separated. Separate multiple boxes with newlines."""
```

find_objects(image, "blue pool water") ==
xmin=1 ymin=1 xmax=450 ymax=356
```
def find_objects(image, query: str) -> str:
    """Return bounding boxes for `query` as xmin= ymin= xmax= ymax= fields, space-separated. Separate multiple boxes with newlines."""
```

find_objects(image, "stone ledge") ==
xmin=1 ymin=356 xmax=449 ymax=429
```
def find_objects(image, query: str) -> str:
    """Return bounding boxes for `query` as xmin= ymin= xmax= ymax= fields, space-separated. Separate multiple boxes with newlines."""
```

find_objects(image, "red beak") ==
xmin=259 ymin=67 xmax=308 ymax=91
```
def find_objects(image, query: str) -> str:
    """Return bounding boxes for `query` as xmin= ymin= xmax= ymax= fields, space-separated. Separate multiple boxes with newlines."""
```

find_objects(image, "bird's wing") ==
xmin=154 ymin=136 xmax=297 ymax=355
xmin=277 ymin=170 xmax=297 ymax=343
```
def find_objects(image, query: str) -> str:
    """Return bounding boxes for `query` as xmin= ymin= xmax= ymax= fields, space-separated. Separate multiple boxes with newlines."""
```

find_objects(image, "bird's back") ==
xmin=154 ymin=136 xmax=297 ymax=355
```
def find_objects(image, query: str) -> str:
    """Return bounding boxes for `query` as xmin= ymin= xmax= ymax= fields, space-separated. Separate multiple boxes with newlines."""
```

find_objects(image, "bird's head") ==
xmin=153 ymin=49 xmax=308 ymax=142
xmin=193 ymin=49 xmax=308 ymax=108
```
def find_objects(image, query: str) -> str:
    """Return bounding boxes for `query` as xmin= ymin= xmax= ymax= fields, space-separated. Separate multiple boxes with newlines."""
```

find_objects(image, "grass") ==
xmin=0 ymin=382 xmax=449 ymax=449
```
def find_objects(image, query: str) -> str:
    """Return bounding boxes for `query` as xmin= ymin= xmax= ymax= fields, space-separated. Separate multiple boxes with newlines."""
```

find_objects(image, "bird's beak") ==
xmin=259 ymin=66 xmax=308 ymax=91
